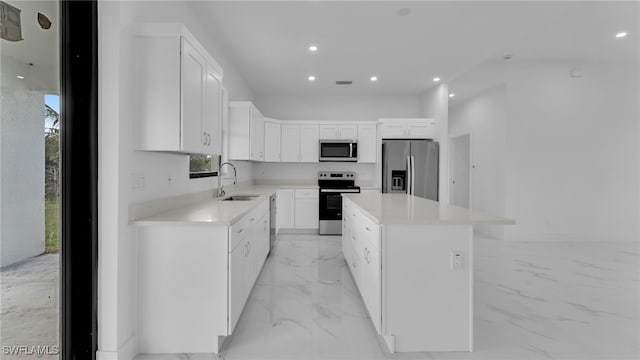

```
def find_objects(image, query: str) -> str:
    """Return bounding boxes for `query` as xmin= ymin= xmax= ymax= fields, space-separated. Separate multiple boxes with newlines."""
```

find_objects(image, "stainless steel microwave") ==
xmin=319 ymin=140 xmax=358 ymax=162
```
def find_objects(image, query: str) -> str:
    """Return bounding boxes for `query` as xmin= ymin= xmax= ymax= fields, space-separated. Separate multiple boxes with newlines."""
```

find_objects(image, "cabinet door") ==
xmin=181 ymin=38 xmax=207 ymax=153
xmin=357 ymin=125 xmax=376 ymax=163
xmin=407 ymin=119 xmax=435 ymax=139
xmin=294 ymin=198 xmax=318 ymax=229
xmin=379 ymin=121 xmax=407 ymax=139
xmin=228 ymin=241 xmax=245 ymax=334
xmin=319 ymin=125 xmax=339 ymax=139
xmin=264 ymin=121 xmax=281 ymax=162
xmin=281 ymin=125 xmax=300 ymax=162
xmin=342 ymin=212 xmax=352 ymax=266
xmin=338 ymin=125 xmax=358 ymax=140
xmin=365 ymin=245 xmax=381 ymax=334
xmin=204 ymin=66 xmax=222 ymax=155
xmin=242 ymin=240 xmax=255 ymax=307
xmin=250 ymin=109 xmax=264 ymax=161
xmin=276 ymin=189 xmax=295 ymax=229
xmin=299 ymin=125 xmax=319 ymax=162
xmin=350 ymin=229 xmax=363 ymax=290
xmin=256 ymin=213 xmax=270 ymax=271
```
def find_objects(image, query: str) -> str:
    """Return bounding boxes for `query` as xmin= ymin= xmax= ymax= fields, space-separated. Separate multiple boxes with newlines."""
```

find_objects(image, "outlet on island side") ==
xmin=450 ymin=251 xmax=464 ymax=270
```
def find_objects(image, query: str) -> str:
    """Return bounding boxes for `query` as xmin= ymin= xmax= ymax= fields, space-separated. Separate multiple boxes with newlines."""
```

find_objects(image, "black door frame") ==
xmin=60 ymin=1 xmax=98 ymax=359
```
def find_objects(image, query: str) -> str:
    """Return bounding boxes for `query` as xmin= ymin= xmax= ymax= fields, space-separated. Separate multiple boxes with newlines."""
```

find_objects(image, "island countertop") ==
xmin=342 ymin=193 xmax=515 ymax=225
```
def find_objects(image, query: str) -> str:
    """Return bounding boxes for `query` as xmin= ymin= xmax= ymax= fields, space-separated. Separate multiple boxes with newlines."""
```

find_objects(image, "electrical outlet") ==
xmin=132 ymin=173 xmax=145 ymax=190
xmin=451 ymin=251 xmax=464 ymax=270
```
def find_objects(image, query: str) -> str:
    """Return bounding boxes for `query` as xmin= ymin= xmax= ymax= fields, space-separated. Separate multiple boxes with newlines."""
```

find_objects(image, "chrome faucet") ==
xmin=217 ymin=157 xmax=237 ymax=198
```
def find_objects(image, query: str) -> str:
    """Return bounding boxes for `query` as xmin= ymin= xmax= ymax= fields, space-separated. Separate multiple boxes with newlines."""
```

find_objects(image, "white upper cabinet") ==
xmin=205 ymin=64 xmax=222 ymax=155
xmin=229 ymin=101 xmax=265 ymax=161
xmin=132 ymin=23 xmax=223 ymax=155
xmin=357 ymin=125 xmax=377 ymax=163
xmin=378 ymin=118 xmax=436 ymax=139
xmin=300 ymin=125 xmax=320 ymax=162
xmin=319 ymin=124 xmax=358 ymax=140
xmin=280 ymin=125 xmax=301 ymax=162
xmin=263 ymin=118 xmax=281 ymax=162
xmin=280 ymin=124 xmax=319 ymax=163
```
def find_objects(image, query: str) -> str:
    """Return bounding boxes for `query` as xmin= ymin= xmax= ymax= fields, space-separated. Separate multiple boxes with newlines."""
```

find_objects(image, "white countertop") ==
xmin=132 ymin=184 xmax=317 ymax=226
xmin=343 ymin=193 xmax=515 ymax=225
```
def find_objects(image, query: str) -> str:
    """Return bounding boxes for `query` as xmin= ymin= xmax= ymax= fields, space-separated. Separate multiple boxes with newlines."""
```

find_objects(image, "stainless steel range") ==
xmin=318 ymin=171 xmax=360 ymax=235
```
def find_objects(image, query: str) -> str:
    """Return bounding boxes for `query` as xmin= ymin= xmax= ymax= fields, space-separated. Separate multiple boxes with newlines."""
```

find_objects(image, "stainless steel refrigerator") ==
xmin=382 ymin=140 xmax=439 ymax=200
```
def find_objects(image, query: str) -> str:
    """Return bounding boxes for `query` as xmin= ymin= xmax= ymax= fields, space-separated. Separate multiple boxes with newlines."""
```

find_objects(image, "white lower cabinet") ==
xmin=228 ymin=240 xmax=245 ymax=333
xmin=343 ymin=199 xmax=381 ymax=334
xmin=137 ymin=198 xmax=270 ymax=354
xmin=228 ymin=201 xmax=269 ymax=335
xmin=277 ymin=188 xmax=318 ymax=230
xmin=276 ymin=189 xmax=295 ymax=231
xmin=294 ymin=189 xmax=319 ymax=229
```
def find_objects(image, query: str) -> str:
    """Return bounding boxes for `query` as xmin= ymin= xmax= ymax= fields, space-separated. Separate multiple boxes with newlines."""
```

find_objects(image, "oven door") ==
xmin=319 ymin=141 xmax=358 ymax=162
xmin=319 ymin=188 xmax=360 ymax=220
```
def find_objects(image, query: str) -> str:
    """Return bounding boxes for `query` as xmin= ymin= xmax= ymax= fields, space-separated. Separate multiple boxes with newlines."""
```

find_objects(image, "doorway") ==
xmin=449 ymin=134 xmax=472 ymax=208
xmin=0 ymin=1 xmax=98 ymax=359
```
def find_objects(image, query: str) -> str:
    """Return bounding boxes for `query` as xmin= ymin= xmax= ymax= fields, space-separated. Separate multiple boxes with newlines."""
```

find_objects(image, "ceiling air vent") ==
xmin=335 ymin=80 xmax=353 ymax=86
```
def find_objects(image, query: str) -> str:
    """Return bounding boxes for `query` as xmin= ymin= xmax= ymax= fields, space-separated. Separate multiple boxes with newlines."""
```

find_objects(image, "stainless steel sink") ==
xmin=221 ymin=195 xmax=260 ymax=201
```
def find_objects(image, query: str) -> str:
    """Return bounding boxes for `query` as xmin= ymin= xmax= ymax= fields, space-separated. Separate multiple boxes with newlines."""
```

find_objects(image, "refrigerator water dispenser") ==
xmin=391 ymin=170 xmax=406 ymax=191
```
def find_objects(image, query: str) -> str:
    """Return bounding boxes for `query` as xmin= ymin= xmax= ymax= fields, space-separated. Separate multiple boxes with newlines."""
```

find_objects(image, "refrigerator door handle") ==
xmin=407 ymin=156 xmax=412 ymax=195
xmin=411 ymin=156 xmax=416 ymax=195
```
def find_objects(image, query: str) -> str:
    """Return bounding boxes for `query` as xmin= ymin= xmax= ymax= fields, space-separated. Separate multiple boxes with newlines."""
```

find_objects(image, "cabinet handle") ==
xmin=248 ymin=242 xmax=251 ymax=255
xmin=237 ymin=228 xmax=243 ymax=233
xmin=207 ymin=133 xmax=211 ymax=146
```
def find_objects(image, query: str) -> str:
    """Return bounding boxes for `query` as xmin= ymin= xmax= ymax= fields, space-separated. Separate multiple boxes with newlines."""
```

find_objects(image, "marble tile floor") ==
xmin=138 ymin=234 xmax=640 ymax=360
xmin=0 ymin=254 xmax=60 ymax=360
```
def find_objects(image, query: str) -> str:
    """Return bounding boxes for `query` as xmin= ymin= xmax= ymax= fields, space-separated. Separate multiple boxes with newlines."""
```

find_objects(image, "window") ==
xmin=189 ymin=154 xmax=218 ymax=178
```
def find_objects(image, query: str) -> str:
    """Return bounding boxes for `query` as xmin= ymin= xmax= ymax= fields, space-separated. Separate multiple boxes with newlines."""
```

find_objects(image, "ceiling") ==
xmin=194 ymin=1 xmax=639 ymax=97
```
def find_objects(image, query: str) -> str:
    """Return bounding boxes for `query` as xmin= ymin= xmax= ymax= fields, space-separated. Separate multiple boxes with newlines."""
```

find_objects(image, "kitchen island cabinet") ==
xmin=342 ymin=193 xmax=514 ymax=353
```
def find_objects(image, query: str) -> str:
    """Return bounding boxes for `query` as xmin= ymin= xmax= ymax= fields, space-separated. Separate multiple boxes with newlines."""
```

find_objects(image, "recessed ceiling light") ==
xmin=433 ymin=77 xmax=440 ymax=82
xmin=615 ymin=32 xmax=627 ymax=38
xmin=449 ymin=93 xmax=455 ymax=98
xmin=16 ymin=75 xmax=24 ymax=79
xmin=370 ymin=76 xmax=378 ymax=82
xmin=309 ymin=45 xmax=318 ymax=52
xmin=308 ymin=75 xmax=316 ymax=81
xmin=396 ymin=8 xmax=412 ymax=16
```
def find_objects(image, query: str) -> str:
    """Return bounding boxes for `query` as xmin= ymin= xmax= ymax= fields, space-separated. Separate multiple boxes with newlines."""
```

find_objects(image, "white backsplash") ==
xmin=253 ymin=162 xmax=376 ymax=187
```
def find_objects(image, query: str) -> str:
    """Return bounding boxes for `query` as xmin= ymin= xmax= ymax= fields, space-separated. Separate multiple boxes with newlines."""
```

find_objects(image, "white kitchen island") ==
xmin=341 ymin=193 xmax=514 ymax=353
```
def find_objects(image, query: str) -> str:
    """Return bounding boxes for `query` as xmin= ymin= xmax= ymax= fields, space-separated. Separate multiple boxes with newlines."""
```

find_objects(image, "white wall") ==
xmin=98 ymin=2 xmax=256 ymax=359
xmin=450 ymin=60 xmax=640 ymax=242
xmin=254 ymin=94 xmax=421 ymax=121
xmin=0 ymin=84 xmax=45 ymax=267
xmin=421 ymin=84 xmax=450 ymax=203
xmin=255 ymin=162 xmax=376 ymax=185
xmin=449 ymin=85 xmax=507 ymax=239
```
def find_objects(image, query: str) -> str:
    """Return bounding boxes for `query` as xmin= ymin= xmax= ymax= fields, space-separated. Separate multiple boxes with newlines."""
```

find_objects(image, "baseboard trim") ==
xmin=96 ymin=334 xmax=136 ymax=360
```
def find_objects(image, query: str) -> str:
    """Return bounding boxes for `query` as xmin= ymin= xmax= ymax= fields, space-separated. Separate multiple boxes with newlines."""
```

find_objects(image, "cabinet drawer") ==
xmin=230 ymin=219 xmax=249 ymax=251
xmin=350 ymin=208 xmax=380 ymax=250
xmin=229 ymin=198 xmax=269 ymax=251
xmin=295 ymin=188 xmax=319 ymax=199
